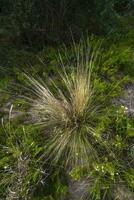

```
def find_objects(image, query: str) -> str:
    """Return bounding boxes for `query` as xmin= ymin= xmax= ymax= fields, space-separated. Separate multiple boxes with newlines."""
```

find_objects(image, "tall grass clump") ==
xmin=22 ymin=39 xmax=106 ymax=169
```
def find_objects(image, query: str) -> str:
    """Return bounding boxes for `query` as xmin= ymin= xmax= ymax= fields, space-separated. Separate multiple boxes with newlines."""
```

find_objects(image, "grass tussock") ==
xmin=24 ymin=40 xmax=101 ymax=168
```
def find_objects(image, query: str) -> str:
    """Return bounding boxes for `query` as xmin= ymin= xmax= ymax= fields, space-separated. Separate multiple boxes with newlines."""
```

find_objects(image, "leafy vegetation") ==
xmin=0 ymin=0 xmax=133 ymax=47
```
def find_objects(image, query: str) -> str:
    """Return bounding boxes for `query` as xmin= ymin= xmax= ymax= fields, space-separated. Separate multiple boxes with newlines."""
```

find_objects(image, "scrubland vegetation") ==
xmin=0 ymin=1 xmax=134 ymax=199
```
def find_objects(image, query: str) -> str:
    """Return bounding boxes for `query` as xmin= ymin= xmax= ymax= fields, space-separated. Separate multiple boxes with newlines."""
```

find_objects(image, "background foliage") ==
xmin=0 ymin=0 xmax=133 ymax=47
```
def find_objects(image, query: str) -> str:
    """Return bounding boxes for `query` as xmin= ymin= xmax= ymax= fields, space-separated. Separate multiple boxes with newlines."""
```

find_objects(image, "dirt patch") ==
xmin=115 ymin=82 xmax=134 ymax=116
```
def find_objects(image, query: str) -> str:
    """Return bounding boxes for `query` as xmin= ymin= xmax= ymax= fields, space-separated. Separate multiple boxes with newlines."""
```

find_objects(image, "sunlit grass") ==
xmin=23 ymin=39 xmax=103 ymax=168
